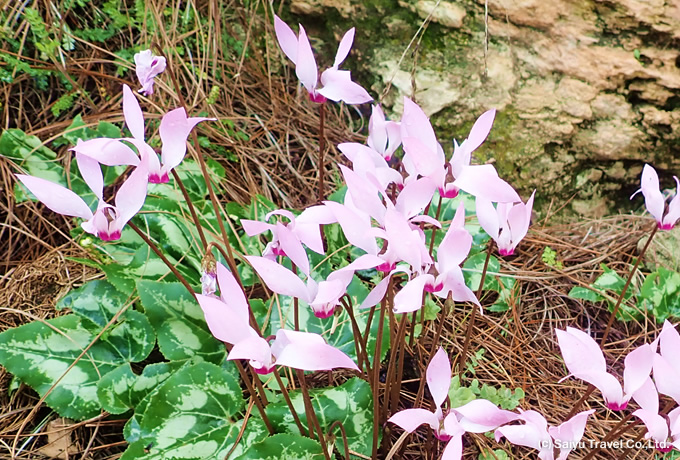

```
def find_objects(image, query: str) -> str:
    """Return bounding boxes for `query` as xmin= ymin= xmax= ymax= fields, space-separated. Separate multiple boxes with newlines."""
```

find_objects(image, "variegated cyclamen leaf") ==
xmin=56 ymin=280 xmax=131 ymax=328
xmin=137 ymin=281 xmax=225 ymax=364
xmin=97 ymin=361 xmax=183 ymax=414
xmin=233 ymin=434 xmax=325 ymax=460
xmin=0 ymin=314 xmax=154 ymax=420
xmin=123 ymin=360 xmax=239 ymax=443
xmin=120 ymin=362 xmax=266 ymax=460
xmin=103 ymin=310 xmax=155 ymax=362
xmin=265 ymin=377 xmax=375 ymax=456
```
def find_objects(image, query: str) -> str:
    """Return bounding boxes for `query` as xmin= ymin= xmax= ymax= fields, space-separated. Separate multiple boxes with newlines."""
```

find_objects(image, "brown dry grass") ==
xmin=0 ymin=1 xmax=670 ymax=459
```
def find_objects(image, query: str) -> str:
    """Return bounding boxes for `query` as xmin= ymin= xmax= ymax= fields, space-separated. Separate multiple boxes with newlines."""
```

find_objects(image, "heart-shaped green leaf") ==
xmin=137 ymin=280 xmax=225 ymax=364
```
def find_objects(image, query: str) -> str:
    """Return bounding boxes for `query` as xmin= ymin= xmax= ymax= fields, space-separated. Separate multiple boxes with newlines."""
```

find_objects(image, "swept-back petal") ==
xmin=436 ymin=266 xmax=480 ymax=306
xmin=196 ymin=294 xmax=253 ymax=344
xmin=633 ymin=409 xmax=669 ymax=445
xmin=385 ymin=208 xmax=426 ymax=269
xmin=295 ymin=25 xmax=318 ymax=95
xmin=549 ymin=409 xmax=595 ymax=460
xmin=634 ymin=164 xmax=664 ymax=224
xmin=440 ymin=433 xmax=463 ymax=460
xmin=401 ymin=136 xmax=443 ymax=178
xmin=623 ymin=342 xmax=655 ymax=397
xmin=455 ymin=399 xmax=518 ymax=433
xmin=401 ymin=97 xmax=438 ymax=154
xmin=318 ymin=68 xmax=372 ymax=104
xmin=555 ymin=327 xmax=607 ymax=376
xmin=475 ymin=197 xmax=500 ymax=240
xmin=75 ymin=152 xmax=104 ymax=200
xmin=16 ymin=174 xmax=93 ymax=220
xmin=495 ymin=410 xmax=551 ymax=452
xmin=663 ymin=177 xmax=680 ymax=228
xmin=114 ymin=163 xmax=149 ymax=226
xmin=241 ymin=219 xmax=275 ymax=236
xmin=333 ymin=28 xmax=355 ymax=68
xmin=159 ymin=108 xmax=212 ymax=172
xmin=71 ymin=138 xmax=140 ymax=166
xmin=245 ymin=255 xmax=312 ymax=302
xmin=323 ymin=201 xmax=377 ymax=255
xmin=273 ymin=329 xmax=358 ymax=371
xmin=395 ymin=177 xmax=437 ymax=219
xmin=460 ymin=109 xmax=496 ymax=154
xmin=228 ymin=335 xmax=273 ymax=370
xmin=653 ymin=354 xmax=680 ymax=404
xmin=393 ymin=274 xmax=432 ymax=314
xmin=427 ymin=347 xmax=452 ymax=409
xmin=276 ymin=222 xmax=310 ymax=275
xmin=216 ymin=262 xmax=249 ymax=321
xmin=274 ymin=15 xmax=298 ymax=64
xmin=122 ymin=84 xmax=145 ymax=140
xmin=438 ymin=227 xmax=472 ymax=271
xmin=454 ymin=164 xmax=520 ymax=203
xmin=388 ymin=408 xmax=439 ymax=433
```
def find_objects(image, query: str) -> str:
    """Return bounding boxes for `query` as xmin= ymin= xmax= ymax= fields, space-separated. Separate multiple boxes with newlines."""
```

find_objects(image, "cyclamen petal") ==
xmin=427 ymin=347 xmax=452 ymax=409
xmin=15 ymin=174 xmax=93 ymax=221
xmin=273 ymin=16 xmax=298 ymax=64
xmin=388 ymin=408 xmax=440 ymax=433
xmin=159 ymin=107 xmax=213 ymax=175
xmin=245 ymin=256 xmax=312 ymax=303
xmin=122 ymin=84 xmax=146 ymax=140
xmin=196 ymin=294 xmax=254 ymax=344
xmin=273 ymin=329 xmax=358 ymax=372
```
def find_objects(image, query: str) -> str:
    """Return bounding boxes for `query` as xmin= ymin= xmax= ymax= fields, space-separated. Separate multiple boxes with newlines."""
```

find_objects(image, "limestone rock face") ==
xmin=289 ymin=0 xmax=680 ymax=216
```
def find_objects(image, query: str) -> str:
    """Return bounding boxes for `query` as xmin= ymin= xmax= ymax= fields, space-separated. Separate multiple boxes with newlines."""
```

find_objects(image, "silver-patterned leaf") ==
xmin=0 ymin=313 xmax=155 ymax=420
xmin=137 ymin=281 xmax=225 ymax=364
xmin=120 ymin=362 xmax=266 ymax=459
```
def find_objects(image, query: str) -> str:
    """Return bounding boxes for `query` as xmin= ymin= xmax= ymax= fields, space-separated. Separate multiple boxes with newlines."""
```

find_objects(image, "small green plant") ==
xmin=541 ymin=246 xmax=563 ymax=269
xmin=569 ymin=263 xmax=680 ymax=322
xmin=448 ymin=375 xmax=525 ymax=410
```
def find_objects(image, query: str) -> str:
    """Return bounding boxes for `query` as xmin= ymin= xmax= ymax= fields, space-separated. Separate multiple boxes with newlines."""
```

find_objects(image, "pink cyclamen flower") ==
xmin=392 ymin=203 xmax=479 ymax=314
xmin=631 ymin=164 xmax=680 ymax=230
xmin=134 ymin=50 xmax=166 ymax=96
xmin=495 ymin=409 xmax=595 ymax=460
xmin=241 ymin=207 xmax=332 ymax=276
xmin=196 ymin=263 xmax=357 ymax=374
xmin=72 ymin=85 xmax=212 ymax=183
xmin=631 ymin=376 xmax=679 ymax=452
xmin=555 ymin=327 xmax=656 ymax=411
xmin=245 ymin=254 xmax=383 ymax=319
xmin=476 ymin=190 xmax=536 ymax=256
xmin=16 ymin=158 xmax=148 ymax=241
xmin=400 ymin=98 xmax=519 ymax=203
xmin=273 ymin=15 xmax=372 ymax=104
xmin=389 ymin=347 xmax=518 ymax=460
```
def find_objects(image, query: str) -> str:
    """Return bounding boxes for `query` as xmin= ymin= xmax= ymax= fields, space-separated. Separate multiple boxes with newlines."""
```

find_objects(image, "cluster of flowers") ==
xmin=557 ymin=323 xmax=680 ymax=452
xmin=13 ymin=15 xmax=680 ymax=460
xmin=192 ymin=17 xmax=537 ymax=371
xmin=389 ymin=347 xmax=595 ymax=460
xmin=15 ymin=55 xmax=209 ymax=241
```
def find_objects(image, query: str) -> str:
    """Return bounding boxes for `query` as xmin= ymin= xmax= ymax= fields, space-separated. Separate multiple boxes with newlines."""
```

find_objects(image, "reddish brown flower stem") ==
xmin=458 ymin=240 xmax=494 ymax=379
xmin=161 ymin=48 xmax=242 ymax=290
xmin=318 ymin=103 xmax=326 ymax=203
xmin=601 ymin=224 xmax=658 ymax=345
xmin=274 ymin=370 xmax=308 ymax=436
xmin=129 ymin=222 xmax=195 ymax=296
xmin=170 ymin=169 xmax=208 ymax=250
xmin=296 ymin=369 xmax=331 ymax=460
